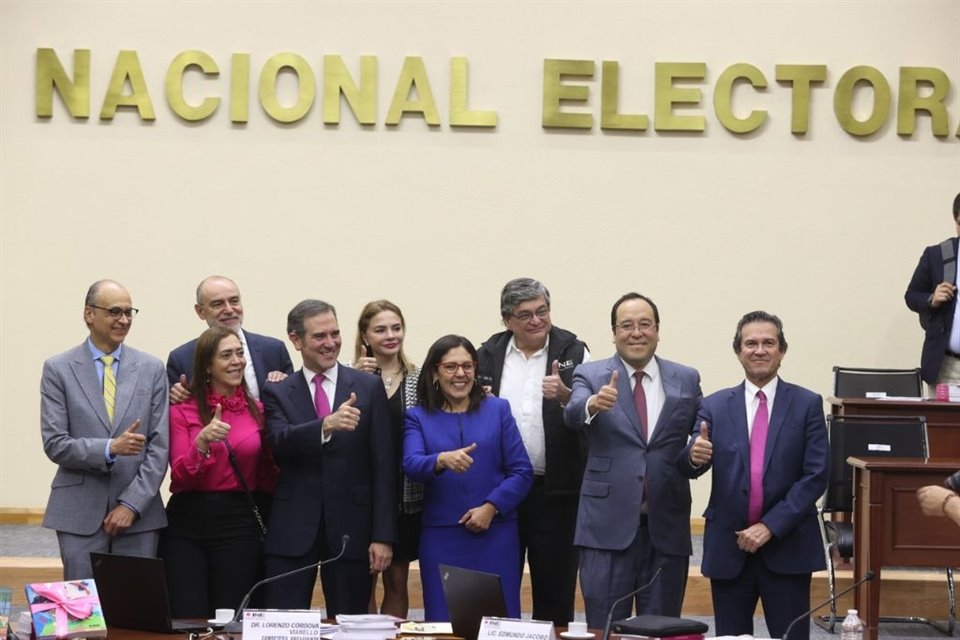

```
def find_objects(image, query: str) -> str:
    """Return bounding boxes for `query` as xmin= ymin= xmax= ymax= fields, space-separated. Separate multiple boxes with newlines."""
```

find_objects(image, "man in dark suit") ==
xmin=564 ymin=293 xmax=701 ymax=628
xmin=476 ymin=277 xmax=589 ymax=627
xmin=905 ymin=193 xmax=960 ymax=390
xmin=41 ymin=280 xmax=169 ymax=579
xmin=166 ymin=275 xmax=293 ymax=402
xmin=260 ymin=299 xmax=396 ymax=615
xmin=678 ymin=311 xmax=828 ymax=640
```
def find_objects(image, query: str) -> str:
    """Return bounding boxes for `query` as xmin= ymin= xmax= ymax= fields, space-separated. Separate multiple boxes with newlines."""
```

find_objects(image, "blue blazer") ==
xmin=904 ymin=237 xmax=959 ymax=384
xmin=166 ymin=330 xmax=293 ymax=389
xmin=261 ymin=365 xmax=396 ymax=560
xmin=678 ymin=379 xmax=829 ymax=579
xmin=402 ymin=397 xmax=533 ymax=526
xmin=564 ymin=355 xmax=701 ymax=556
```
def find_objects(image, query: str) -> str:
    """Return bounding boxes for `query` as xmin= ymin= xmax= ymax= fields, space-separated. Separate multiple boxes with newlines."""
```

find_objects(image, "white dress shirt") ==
xmin=743 ymin=376 xmax=779 ymax=437
xmin=302 ymin=362 xmax=338 ymax=444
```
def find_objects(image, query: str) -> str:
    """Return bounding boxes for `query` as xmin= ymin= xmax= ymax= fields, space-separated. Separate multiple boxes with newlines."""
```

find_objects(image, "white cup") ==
xmin=567 ymin=621 xmax=588 ymax=635
xmin=214 ymin=608 xmax=235 ymax=623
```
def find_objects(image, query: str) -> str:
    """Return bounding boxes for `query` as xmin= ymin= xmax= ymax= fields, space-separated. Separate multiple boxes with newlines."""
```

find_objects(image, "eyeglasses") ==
xmin=616 ymin=320 xmax=657 ymax=334
xmin=88 ymin=304 xmax=139 ymax=319
xmin=511 ymin=307 xmax=549 ymax=322
xmin=187 ymin=630 xmax=231 ymax=640
xmin=437 ymin=361 xmax=476 ymax=374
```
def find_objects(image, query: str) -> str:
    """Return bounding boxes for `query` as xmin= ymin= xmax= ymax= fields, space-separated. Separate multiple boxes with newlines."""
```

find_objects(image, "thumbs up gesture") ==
xmin=169 ymin=374 xmax=193 ymax=404
xmin=542 ymin=359 xmax=572 ymax=403
xmin=197 ymin=404 xmax=231 ymax=452
xmin=109 ymin=419 xmax=146 ymax=456
xmin=439 ymin=442 xmax=478 ymax=473
xmin=689 ymin=421 xmax=713 ymax=467
xmin=589 ymin=370 xmax=619 ymax=414
xmin=324 ymin=392 xmax=361 ymax=433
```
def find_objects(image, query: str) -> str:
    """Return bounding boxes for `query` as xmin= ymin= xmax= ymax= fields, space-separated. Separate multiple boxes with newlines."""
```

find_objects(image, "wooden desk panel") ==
xmin=831 ymin=398 xmax=960 ymax=458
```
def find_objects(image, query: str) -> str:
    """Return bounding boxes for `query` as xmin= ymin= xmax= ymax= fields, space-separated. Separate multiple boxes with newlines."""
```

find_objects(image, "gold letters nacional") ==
xmin=35 ymin=49 xmax=958 ymax=137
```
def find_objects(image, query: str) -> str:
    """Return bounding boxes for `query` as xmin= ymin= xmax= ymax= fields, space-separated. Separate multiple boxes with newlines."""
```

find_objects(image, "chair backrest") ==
xmin=832 ymin=366 xmax=923 ymax=398
xmin=822 ymin=414 xmax=928 ymax=513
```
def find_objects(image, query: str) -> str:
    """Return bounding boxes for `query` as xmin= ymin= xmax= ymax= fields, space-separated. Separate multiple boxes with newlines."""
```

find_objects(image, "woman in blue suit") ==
xmin=403 ymin=335 xmax=533 ymax=621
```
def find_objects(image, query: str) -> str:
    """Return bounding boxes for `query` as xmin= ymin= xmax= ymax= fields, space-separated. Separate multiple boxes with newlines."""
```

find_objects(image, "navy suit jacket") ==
xmin=261 ymin=365 xmax=396 ymax=560
xmin=905 ymin=237 xmax=959 ymax=384
xmin=564 ymin=355 xmax=701 ymax=556
xmin=166 ymin=329 xmax=293 ymax=389
xmin=678 ymin=379 xmax=828 ymax=579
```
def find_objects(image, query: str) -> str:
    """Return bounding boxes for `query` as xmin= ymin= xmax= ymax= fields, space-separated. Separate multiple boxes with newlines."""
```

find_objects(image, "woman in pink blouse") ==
xmin=159 ymin=326 xmax=278 ymax=618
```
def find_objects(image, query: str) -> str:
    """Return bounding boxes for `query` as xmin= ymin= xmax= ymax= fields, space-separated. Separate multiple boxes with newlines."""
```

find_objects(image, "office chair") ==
xmin=832 ymin=366 xmax=923 ymax=398
xmin=816 ymin=414 xmax=956 ymax=634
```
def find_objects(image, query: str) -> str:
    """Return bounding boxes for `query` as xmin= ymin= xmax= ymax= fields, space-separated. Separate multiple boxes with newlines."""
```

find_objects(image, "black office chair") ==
xmin=817 ymin=414 xmax=956 ymax=634
xmin=832 ymin=366 xmax=923 ymax=398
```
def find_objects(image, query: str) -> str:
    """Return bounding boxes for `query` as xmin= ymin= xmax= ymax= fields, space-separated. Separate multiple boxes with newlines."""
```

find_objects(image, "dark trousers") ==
xmin=517 ymin=476 xmax=579 ymax=626
xmin=710 ymin=552 xmax=812 ymax=640
xmin=262 ymin=516 xmax=371 ymax=617
xmin=158 ymin=492 xmax=264 ymax=619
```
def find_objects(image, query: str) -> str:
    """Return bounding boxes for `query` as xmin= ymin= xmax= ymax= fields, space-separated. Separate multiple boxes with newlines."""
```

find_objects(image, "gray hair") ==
xmin=287 ymin=299 xmax=337 ymax=336
xmin=500 ymin=277 xmax=551 ymax=319
xmin=84 ymin=279 xmax=120 ymax=306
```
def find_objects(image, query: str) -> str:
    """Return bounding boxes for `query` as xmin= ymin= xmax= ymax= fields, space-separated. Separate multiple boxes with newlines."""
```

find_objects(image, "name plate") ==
xmin=478 ymin=617 xmax=556 ymax=640
xmin=242 ymin=609 xmax=326 ymax=640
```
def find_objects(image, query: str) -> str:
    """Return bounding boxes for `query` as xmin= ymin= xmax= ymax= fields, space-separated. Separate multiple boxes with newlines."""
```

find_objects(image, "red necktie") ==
xmin=633 ymin=371 xmax=648 ymax=441
xmin=314 ymin=374 xmax=331 ymax=419
xmin=748 ymin=390 xmax=769 ymax=525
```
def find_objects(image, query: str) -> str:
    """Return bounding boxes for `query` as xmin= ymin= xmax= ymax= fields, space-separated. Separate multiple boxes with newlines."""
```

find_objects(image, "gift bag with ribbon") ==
xmin=25 ymin=580 xmax=107 ymax=639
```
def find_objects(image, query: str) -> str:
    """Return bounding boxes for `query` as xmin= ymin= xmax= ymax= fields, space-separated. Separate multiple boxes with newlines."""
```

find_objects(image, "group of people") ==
xmin=39 ymin=205 xmax=959 ymax=640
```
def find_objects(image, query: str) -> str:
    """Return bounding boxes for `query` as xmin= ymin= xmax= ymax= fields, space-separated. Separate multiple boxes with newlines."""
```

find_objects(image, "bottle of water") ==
xmin=840 ymin=609 xmax=864 ymax=640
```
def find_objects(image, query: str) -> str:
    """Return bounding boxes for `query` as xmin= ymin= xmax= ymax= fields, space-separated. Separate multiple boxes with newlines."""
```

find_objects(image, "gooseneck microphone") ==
xmin=781 ymin=570 xmax=875 ymax=640
xmin=223 ymin=534 xmax=350 ymax=634
xmin=601 ymin=566 xmax=663 ymax=640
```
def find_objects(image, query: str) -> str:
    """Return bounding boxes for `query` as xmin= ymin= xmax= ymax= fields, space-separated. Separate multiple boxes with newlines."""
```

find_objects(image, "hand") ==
xmin=438 ymin=443 xmax=477 ymax=473
xmin=354 ymin=356 xmax=379 ymax=374
xmin=459 ymin=502 xmax=496 ymax=533
xmin=103 ymin=504 xmax=136 ymax=536
xmin=368 ymin=542 xmax=393 ymax=574
xmin=323 ymin=393 xmax=360 ymax=433
xmin=481 ymin=385 xmax=494 ymax=396
xmin=542 ymin=360 xmax=571 ymax=403
xmin=735 ymin=522 xmax=772 ymax=553
xmin=169 ymin=374 xmax=192 ymax=404
xmin=917 ymin=485 xmax=955 ymax=516
xmin=266 ymin=370 xmax=288 ymax=383
xmin=689 ymin=421 xmax=713 ymax=466
xmin=931 ymin=282 xmax=958 ymax=308
xmin=588 ymin=370 xmax=619 ymax=414
xmin=109 ymin=420 xmax=146 ymax=456
xmin=197 ymin=404 xmax=230 ymax=451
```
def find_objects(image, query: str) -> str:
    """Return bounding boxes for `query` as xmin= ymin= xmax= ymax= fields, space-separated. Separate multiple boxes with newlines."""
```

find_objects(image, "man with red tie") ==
xmin=679 ymin=311 xmax=829 ymax=640
xmin=260 ymin=299 xmax=396 ymax=615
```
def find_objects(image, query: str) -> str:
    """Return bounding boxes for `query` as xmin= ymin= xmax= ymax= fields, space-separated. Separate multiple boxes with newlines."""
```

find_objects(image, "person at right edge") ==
xmin=904 ymin=192 xmax=960 ymax=393
xmin=678 ymin=311 xmax=829 ymax=640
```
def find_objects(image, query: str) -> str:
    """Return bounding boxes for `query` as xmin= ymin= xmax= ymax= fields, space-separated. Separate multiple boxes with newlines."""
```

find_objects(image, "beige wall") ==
xmin=2 ymin=0 xmax=958 ymax=513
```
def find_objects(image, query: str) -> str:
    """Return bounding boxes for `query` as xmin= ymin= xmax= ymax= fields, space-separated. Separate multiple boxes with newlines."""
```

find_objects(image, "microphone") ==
xmin=780 ymin=570 xmax=875 ymax=640
xmin=223 ymin=534 xmax=350 ymax=633
xmin=601 ymin=566 xmax=663 ymax=640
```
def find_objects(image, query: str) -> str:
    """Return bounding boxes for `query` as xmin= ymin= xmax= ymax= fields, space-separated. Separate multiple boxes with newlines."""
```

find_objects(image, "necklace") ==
xmin=381 ymin=368 xmax=402 ymax=389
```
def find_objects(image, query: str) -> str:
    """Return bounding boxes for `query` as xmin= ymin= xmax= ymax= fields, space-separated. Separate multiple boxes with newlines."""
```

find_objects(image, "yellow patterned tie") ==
xmin=101 ymin=355 xmax=116 ymax=421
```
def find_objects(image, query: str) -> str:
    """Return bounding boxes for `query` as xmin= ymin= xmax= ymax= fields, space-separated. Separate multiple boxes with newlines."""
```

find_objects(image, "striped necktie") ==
xmin=101 ymin=355 xmax=116 ymax=421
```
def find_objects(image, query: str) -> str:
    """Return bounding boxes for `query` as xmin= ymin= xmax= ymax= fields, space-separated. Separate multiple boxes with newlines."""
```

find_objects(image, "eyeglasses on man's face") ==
xmin=615 ymin=320 xmax=657 ymax=334
xmin=88 ymin=304 xmax=139 ymax=319
xmin=436 ymin=361 xmax=476 ymax=375
xmin=511 ymin=307 xmax=549 ymax=323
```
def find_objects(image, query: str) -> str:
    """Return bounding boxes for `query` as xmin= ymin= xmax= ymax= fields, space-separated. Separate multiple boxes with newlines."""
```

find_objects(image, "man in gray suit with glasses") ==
xmin=41 ymin=280 xmax=169 ymax=580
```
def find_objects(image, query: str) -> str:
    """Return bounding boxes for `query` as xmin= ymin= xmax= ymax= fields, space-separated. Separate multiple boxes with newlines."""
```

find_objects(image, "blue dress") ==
xmin=403 ymin=397 xmax=533 ymax=620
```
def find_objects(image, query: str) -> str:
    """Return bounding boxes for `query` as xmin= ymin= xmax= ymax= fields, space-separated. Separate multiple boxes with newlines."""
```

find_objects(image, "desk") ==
xmin=848 ymin=457 xmax=960 ymax=640
xmin=830 ymin=398 xmax=960 ymax=458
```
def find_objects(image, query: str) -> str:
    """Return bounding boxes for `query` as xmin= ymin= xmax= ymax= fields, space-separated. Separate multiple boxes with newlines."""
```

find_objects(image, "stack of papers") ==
xmin=334 ymin=614 xmax=402 ymax=640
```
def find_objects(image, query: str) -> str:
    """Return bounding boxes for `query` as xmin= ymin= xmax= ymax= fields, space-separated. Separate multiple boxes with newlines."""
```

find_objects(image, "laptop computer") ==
xmin=439 ymin=564 xmax=508 ymax=640
xmin=91 ymin=552 xmax=218 ymax=633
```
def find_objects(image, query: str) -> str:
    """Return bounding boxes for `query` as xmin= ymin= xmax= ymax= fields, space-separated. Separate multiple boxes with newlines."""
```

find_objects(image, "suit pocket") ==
xmin=51 ymin=469 xmax=84 ymax=488
xmin=581 ymin=479 xmax=609 ymax=498
xmin=586 ymin=456 xmax=612 ymax=473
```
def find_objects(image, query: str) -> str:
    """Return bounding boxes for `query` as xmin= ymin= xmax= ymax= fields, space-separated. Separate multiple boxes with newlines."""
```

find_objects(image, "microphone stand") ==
xmin=601 ymin=566 xmax=663 ymax=640
xmin=781 ymin=570 xmax=875 ymax=640
xmin=223 ymin=534 xmax=350 ymax=634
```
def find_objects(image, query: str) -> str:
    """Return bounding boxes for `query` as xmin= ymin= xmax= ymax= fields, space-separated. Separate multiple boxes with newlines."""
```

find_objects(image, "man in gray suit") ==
xmin=564 ymin=292 xmax=701 ymax=627
xmin=41 ymin=280 xmax=169 ymax=580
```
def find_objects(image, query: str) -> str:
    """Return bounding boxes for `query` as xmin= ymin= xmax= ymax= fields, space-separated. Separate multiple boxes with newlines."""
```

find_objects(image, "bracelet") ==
xmin=197 ymin=446 xmax=211 ymax=459
xmin=941 ymin=492 xmax=958 ymax=515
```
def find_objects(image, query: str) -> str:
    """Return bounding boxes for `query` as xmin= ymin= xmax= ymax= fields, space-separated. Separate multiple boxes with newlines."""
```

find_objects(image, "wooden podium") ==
xmin=831 ymin=397 xmax=960 ymax=458
xmin=847 ymin=457 xmax=960 ymax=640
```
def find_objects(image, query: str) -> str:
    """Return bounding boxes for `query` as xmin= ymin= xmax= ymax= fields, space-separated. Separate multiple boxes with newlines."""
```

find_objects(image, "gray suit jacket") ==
xmin=41 ymin=342 xmax=169 ymax=535
xmin=564 ymin=355 xmax=701 ymax=556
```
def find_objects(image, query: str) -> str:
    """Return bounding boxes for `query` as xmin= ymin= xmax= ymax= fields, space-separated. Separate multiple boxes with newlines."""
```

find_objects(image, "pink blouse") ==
xmin=169 ymin=389 xmax=278 ymax=494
